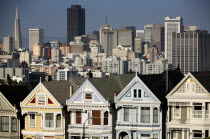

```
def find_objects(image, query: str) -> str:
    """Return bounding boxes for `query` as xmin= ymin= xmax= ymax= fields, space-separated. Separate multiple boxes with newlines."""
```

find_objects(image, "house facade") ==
xmin=115 ymin=75 xmax=162 ymax=139
xmin=166 ymin=72 xmax=210 ymax=139
xmin=67 ymin=79 xmax=113 ymax=139
xmin=20 ymin=81 xmax=71 ymax=139
xmin=0 ymin=92 xmax=20 ymax=139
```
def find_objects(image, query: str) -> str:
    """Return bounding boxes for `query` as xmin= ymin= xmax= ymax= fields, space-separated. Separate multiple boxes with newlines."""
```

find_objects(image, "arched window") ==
xmin=104 ymin=111 xmax=108 ymax=125
xmin=11 ymin=117 xmax=17 ymax=132
xmin=56 ymin=114 xmax=61 ymax=128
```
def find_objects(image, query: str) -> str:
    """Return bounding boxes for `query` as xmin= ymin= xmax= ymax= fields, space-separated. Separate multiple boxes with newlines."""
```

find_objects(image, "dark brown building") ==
xmin=67 ymin=5 xmax=85 ymax=42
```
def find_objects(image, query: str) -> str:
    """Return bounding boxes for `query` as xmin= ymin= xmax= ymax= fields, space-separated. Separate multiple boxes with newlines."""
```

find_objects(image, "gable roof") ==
xmin=190 ymin=72 xmax=210 ymax=93
xmin=0 ymin=85 xmax=31 ymax=109
xmin=138 ymin=71 xmax=184 ymax=101
xmin=42 ymin=81 xmax=71 ymax=106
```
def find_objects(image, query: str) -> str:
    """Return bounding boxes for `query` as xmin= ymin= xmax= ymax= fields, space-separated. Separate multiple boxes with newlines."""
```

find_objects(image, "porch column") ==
xmin=186 ymin=130 xmax=189 ymax=139
xmin=182 ymin=129 xmax=184 ymax=139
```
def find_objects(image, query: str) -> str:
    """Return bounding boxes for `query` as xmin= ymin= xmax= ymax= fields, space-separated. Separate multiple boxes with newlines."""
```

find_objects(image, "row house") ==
xmin=0 ymin=85 xmax=30 ymax=139
xmin=166 ymin=72 xmax=210 ymax=139
xmin=67 ymin=75 xmax=135 ymax=139
xmin=20 ymin=81 xmax=71 ymax=139
xmin=115 ymin=71 xmax=184 ymax=139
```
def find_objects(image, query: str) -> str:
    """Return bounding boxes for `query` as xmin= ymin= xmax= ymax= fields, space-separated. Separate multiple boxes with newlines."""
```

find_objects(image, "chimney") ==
xmin=69 ymin=85 xmax=73 ymax=97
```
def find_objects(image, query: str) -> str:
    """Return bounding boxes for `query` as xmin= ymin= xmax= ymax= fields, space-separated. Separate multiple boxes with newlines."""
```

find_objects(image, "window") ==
xmin=85 ymin=93 xmax=92 ymax=99
xmin=1 ymin=116 xmax=9 ymax=132
xmin=37 ymin=94 xmax=45 ymax=105
xmin=104 ymin=111 xmax=108 ymax=125
xmin=133 ymin=89 xmax=142 ymax=98
xmin=186 ymin=79 xmax=196 ymax=93
xmin=153 ymin=134 xmax=158 ymax=139
xmin=153 ymin=108 xmax=158 ymax=123
xmin=56 ymin=114 xmax=61 ymax=128
xmin=76 ymin=111 xmax=82 ymax=124
xmin=45 ymin=113 xmax=54 ymax=128
xmin=30 ymin=114 xmax=35 ymax=127
xmin=193 ymin=130 xmax=202 ymax=138
xmin=124 ymin=108 xmax=129 ymax=122
xmin=11 ymin=117 xmax=17 ymax=132
xmin=92 ymin=110 xmax=101 ymax=125
xmin=141 ymin=107 xmax=150 ymax=123
xmin=173 ymin=106 xmax=180 ymax=118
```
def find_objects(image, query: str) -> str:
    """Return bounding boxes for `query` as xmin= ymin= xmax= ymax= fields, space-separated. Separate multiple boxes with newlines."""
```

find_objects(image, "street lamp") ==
xmin=82 ymin=116 xmax=92 ymax=139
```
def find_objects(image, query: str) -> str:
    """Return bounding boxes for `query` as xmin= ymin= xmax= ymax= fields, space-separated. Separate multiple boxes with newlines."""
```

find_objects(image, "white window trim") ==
xmin=36 ymin=93 xmax=46 ymax=106
xmin=173 ymin=106 xmax=181 ymax=119
xmin=133 ymin=88 xmax=142 ymax=99
xmin=44 ymin=112 xmax=55 ymax=129
xmin=186 ymin=83 xmax=196 ymax=93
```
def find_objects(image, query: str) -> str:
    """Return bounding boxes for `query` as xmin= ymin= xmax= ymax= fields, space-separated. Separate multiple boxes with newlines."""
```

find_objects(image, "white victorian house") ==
xmin=166 ymin=72 xmax=210 ymax=139
xmin=115 ymin=71 xmax=184 ymax=139
xmin=67 ymin=75 xmax=135 ymax=139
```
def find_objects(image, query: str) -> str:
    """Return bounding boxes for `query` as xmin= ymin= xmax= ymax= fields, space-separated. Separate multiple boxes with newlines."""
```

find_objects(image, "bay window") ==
xmin=45 ymin=113 xmax=54 ymax=128
xmin=56 ymin=114 xmax=61 ymax=128
xmin=1 ymin=116 xmax=9 ymax=132
xmin=141 ymin=107 xmax=150 ymax=123
xmin=92 ymin=110 xmax=101 ymax=125
xmin=11 ymin=117 xmax=17 ymax=132
xmin=76 ymin=111 xmax=82 ymax=124
xmin=104 ymin=111 xmax=108 ymax=125
xmin=30 ymin=114 xmax=35 ymax=127
xmin=153 ymin=108 xmax=158 ymax=123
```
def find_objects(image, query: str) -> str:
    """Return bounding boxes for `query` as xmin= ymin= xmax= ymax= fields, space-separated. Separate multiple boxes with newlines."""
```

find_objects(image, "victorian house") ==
xmin=0 ymin=85 xmax=30 ymax=139
xmin=115 ymin=71 xmax=184 ymax=139
xmin=20 ymin=81 xmax=71 ymax=139
xmin=166 ymin=72 xmax=210 ymax=139
xmin=67 ymin=75 xmax=135 ymax=139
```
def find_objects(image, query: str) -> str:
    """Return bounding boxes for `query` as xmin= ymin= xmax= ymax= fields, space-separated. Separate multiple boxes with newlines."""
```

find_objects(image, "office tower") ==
xmin=19 ymin=50 xmax=32 ymax=67
xmin=32 ymin=44 xmax=42 ymax=59
xmin=14 ymin=6 xmax=22 ymax=50
xmin=172 ymin=30 xmax=210 ymax=74
xmin=165 ymin=16 xmax=183 ymax=63
xmin=100 ymin=24 xmax=118 ymax=56
xmin=118 ymin=26 xmax=135 ymax=50
xmin=67 ymin=5 xmax=85 ymax=42
xmin=51 ymin=47 xmax=61 ymax=62
xmin=184 ymin=25 xmax=198 ymax=31
xmin=144 ymin=24 xmax=154 ymax=43
xmin=136 ymin=30 xmax=144 ymax=40
xmin=29 ymin=28 xmax=44 ymax=51
xmin=89 ymin=31 xmax=100 ymax=40
xmin=134 ymin=37 xmax=142 ymax=53
xmin=3 ymin=36 xmax=13 ymax=53
xmin=151 ymin=24 xmax=165 ymax=53
xmin=147 ymin=45 xmax=158 ymax=63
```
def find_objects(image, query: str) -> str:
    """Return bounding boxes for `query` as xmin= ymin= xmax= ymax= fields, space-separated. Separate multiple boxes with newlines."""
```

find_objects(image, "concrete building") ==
xmin=151 ymin=24 xmax=164 ymax=53
xmin=0 ymin=68 xmax=29 ymax=81
xmin=112 ymin=45 xmax=131 ymax=60
xmin=147 ymin=45 xmax=158 ymax=63
xmin=3 ymin=36 xmax=13 ymax=53
xmin=102 ymin=57 xmax=128 ymax=74
xmin=172 ymin=30 xmax=210 ymax=74
xmin=144 ymin=24 xmax=154 ymax=43
xmin=7 ymin=59 xmax=20 ymax=68
xmin=70 ymin=36 xmax=90 ymax=53
xmin=100 ymin=24 xmax=118 ymax=56
xmin=184 ymin=25 xmax=198 ymax=31
xmin=136 ymin=30 xmax=144 ymax=40
xmin=165 ymin=16 xmax=183 ymax=63
xmin=51 ymin=47 xmax=61 ymax=62
xmin=89 ymin=31 xmax=100 ymax=40
xmin=29 ymin=28 xmax=44 ymax=51
xmin=14 ymin=6 xmax=22 ymax=50
xmin=32 ymin=43 xmax=42 ymax=59
xmin=67 ymin=5 xmax=85 ymax=42
xmin=134 ymin=37 xmax=142 ymax=53
xmin=52 ymin=68 xmax=78 ymax=81
xmin=60 ymin=43 xmax=70 ymax=56
xmin=0 ymin=43 xmax=3 ymax=51
xmin=19 ymin=50 xmax=32 ymax=67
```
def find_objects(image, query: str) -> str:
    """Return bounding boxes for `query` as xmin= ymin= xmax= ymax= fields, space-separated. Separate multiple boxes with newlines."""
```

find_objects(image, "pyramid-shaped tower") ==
xmin=14 ymin=6 xmax=23 ymax=50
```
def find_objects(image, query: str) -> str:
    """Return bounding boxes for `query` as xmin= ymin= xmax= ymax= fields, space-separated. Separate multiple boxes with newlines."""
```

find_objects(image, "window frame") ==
xmin=104 ymin=111 xmax=109 ymax=125
xmin=173 ymin=106 xmax=181 ymax=119
xmin=37 ymin=94 xmax=46 ymax=105
xmin=141 ymin=107 xmax=150 ymax=123
xmin=45 ymin=113 xmax=54 ymax=128
xmin=1 ymin=116 xmax=9 ymax=132
xmin=186 ymin=82 xmax=196 ymax=93
xmin=85 ymin=93 xmax=92 ymax=100
xmin=56 ymin=114 xmax=61 ymax=128
xmin=29 ymin=114 xmax=36 ymax=127
xmin=76 ymin=111 xmax=82 ymax=124
xmin=11 ymin=117 xmax=17 ymax=132
xmin=123 ymin=108 xmax=130 ymax=122
xmin=153 ymin=108 xmax=159 ymax=123
xmin=133 ymin=89 xmax=142 ymax=98
xmin=92 ymin=110 xmax=101 ymax=125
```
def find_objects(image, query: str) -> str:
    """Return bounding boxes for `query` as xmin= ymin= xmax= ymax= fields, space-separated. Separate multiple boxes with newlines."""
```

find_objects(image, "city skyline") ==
xmin=0 ymin=0 xmax=210 ymax=44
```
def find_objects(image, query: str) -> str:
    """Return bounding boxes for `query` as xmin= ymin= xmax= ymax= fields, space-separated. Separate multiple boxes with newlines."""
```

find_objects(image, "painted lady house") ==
xmin=166 ymin=72 xmax=210 ymax=139
xmin=20 ymin=81 xmax=71 ymax=139
xmin=115 ymin=71 xmax=184 ymax=139
xmin=0 ymin=85 xmax=30 ymax=139
xmin=67 ymin=75 xmax=135 ymax=139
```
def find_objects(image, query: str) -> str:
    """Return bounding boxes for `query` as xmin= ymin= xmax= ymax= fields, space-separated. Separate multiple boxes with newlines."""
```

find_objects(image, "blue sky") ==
xmin=0 ymin=0 xmax=210 ymax=42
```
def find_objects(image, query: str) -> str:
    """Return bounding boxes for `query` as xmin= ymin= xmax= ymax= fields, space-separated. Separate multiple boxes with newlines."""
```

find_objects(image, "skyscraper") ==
xmin=3 ymin=36 xmax=13 ymax=53
xmin=29 ymin=28 xmax=44 ymax=51
xmin=14 ymin=6 xmax=22 ymax=50
xmin=165 ymin=16 xmax=183 ymax=63
xmin=172 ymin=30 xmax=210 ymax=74
xmin=67 ymin=5 xmax=85 ymax=42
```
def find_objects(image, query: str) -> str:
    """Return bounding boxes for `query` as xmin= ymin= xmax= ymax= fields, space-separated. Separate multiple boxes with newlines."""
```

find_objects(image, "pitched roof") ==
xmin=42 ymin=81 xmax=71 ymax=106
xmin=0 ymin=85 xmax=31 ymax=109
xmin=190 ymin=72 xmax=210 ymax=93
xmin=138 ymin=71 xmax=184 ymax=101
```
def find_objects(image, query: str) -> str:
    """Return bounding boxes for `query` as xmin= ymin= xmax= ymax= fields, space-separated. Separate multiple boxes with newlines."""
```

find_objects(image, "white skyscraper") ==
xmin=14 ymin=6 xmax=22 ymax=50
xmin=165 ymin=16 xmax=183 ymax=63
xmin=29 ymin=28 xmax=44 ymax=51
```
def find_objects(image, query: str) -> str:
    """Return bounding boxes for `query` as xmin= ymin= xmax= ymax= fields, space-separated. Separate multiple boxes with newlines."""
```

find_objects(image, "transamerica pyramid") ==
xmin=14 ymin=6 xmax=23 ymax=50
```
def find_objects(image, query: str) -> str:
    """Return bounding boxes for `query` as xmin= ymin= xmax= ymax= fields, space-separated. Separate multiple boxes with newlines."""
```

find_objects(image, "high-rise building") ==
xmin=89 ymin=31 xmax=100 ymax=40
xmin=134 ymin=37 xmax=142 ymax=53
xmin=3 ymin=36 xmax=13 ymax=53
xmin=172 ymin=30 xmax=210 ymax=74
xmin=14 ymin=6 xmax=22 ymax=50
xmin=32 ymin=44 xmax=42 ymax=59
xmin=165 ymin=16 xmax=183 ymax=63
xmin=67 ymin=5 xmax=85 ymax=42
xmin=100 ymin=24 xmax=118 ymax=56
xmin=144 ymin=24 xmax=154 ymax=43
xmin=136 ymin=30 xmax=144 ymax=40
xmin=151 ymin=24 xmax=165 ymax=53
xmin=29 ymin=28 xmax=44 ymax=51
xmin=19 ymin=50 xmax=32 ymax=67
